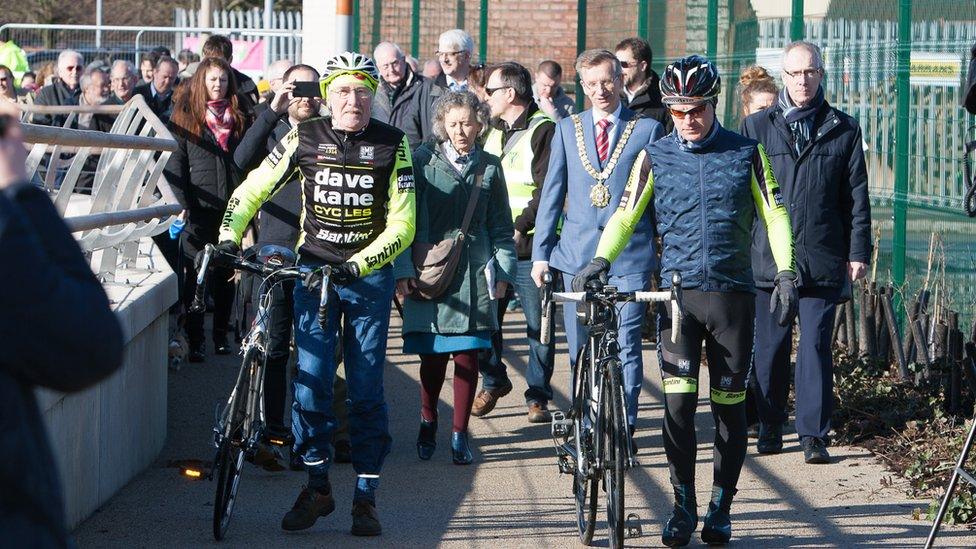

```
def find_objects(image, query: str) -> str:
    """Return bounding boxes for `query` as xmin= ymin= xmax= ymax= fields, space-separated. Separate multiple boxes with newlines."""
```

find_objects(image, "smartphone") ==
xmin=291 ymin=81 xmax=321 ymax=98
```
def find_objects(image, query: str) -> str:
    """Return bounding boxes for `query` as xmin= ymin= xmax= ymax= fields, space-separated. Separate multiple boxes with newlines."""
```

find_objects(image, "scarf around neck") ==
xmin=778 ymin=85 xmax=824 ymax=153
xmin=674 ymin=116 xmax=722 ymax=152
xmin=205 ymin=99 xmax=235 ymax=151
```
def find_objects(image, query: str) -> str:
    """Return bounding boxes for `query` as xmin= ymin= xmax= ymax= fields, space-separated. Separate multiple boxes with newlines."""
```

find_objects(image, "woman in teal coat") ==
xmin=394 ymin=90 xmax=517 ymax=465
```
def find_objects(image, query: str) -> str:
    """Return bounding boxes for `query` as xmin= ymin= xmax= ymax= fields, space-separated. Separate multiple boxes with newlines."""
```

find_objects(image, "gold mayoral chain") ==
xmin=572 ymin=114 xmax=638 ymax=208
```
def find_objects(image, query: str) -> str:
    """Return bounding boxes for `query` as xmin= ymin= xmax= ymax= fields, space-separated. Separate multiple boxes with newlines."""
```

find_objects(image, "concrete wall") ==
xmin=36 ymin=249 xmax=177 ymax=529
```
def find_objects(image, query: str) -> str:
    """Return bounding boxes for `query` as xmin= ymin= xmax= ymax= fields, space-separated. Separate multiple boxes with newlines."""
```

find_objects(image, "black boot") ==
xmin=417 ymin=417 xmax=437 ymax=461
xmin=701 ymin=485 xmax=737 ymax=544
xmin=662 ymin=483 xmax=697 ymax=547
xmin=451 ymin=431 xmax=473 ymax=465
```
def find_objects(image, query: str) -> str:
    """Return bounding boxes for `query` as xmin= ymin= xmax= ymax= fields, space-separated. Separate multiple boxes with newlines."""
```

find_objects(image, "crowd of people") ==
xmin=3 ymin=26 xmax=885 ymax=547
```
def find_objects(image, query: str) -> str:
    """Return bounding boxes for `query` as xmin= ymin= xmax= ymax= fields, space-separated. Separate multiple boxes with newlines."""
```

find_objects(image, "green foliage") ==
xmin=833 ymin=351 xmax=976 ymax=524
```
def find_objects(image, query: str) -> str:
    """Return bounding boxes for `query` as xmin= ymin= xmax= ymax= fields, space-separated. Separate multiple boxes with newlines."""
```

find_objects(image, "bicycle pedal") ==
xmin=551 ymin=411 xmax=572 ymax=437
xmin=625 ymin=513 xmax=643 ymax=538
xmin=557 ymin=455 xmax=574 ymax=475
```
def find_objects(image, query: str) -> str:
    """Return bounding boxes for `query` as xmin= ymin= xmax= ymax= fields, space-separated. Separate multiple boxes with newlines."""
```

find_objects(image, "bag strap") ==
xmin=457 ymin=163 xmax=486 ymax=238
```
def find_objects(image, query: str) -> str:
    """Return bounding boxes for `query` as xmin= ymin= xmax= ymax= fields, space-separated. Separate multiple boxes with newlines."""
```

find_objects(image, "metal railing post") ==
xmin=637 ymin=0 xmax=649 ymax=41
xmin=790 ymin=0 xmax=805 ymax=41
xmin=575 ymin=0 xmax=587 ymax=112
xmin=892 ymin=0 xmax=912 ymax=321
xmin=411 ymin=0 xmax=421 ymax=58
xmin=479 ymin=0 xmax=488 ymax=63
xmin=706 ymin=0 xmax=718 ymax=59
xmin=371 ymin=0 xmax=383 ymax=52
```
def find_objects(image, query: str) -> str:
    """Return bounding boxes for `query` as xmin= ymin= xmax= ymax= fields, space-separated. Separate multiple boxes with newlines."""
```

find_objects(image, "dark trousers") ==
xmin=181 ymin=259 xmax=234 ymax=348
xmin=753 ymin=286 xmax=840 ymax=440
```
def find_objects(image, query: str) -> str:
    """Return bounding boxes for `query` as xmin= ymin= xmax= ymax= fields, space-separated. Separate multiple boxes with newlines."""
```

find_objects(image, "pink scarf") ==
xmin=205 ymin=99 xmax=235 ymax=151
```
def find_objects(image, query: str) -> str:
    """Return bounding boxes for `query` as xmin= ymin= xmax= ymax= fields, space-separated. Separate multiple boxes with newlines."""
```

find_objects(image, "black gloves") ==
xmin=331 ymin=261 xmax=361 ymax=285
xmin=770 ymin=270 xmax=799 ymax=327
xmin=571 ymin=257 xmax=610 ymax=292
xmin=215 ymin=240 xmax=241 ymax=257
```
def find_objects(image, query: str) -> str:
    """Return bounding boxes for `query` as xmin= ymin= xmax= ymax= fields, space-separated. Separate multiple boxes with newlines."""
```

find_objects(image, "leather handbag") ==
xmin=411 ymin=167 xmax=485 ymax=300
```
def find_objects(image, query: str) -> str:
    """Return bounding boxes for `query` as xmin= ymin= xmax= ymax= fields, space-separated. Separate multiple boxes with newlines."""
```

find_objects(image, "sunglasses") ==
xmin=668 ymin=104 xmax=708 ymax=119
xmin=485 ymin=85 xmax=511 ymax=96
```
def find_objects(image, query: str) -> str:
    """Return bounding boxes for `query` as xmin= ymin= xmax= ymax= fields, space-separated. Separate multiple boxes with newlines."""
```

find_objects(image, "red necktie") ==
xmin=596 ymin=118 xmax=612 ymax=164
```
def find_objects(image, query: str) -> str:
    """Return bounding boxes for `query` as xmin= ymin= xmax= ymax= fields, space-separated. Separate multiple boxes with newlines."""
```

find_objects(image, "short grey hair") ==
xmin=58 ymin=49 xmax=84 ymax=69
xmin=431 ymin=90 xmax=490 ymax=143
xmin=575 ymin=49 xmax=622 ymax=79
xmin=80 ymin=68 xmax=106 ymax=91
xmin=438 ymin=29 xmax=474 ymax=55
xmin=110 ymin=60 xmax=136 ymax=77
xmin=374 ymin=41 xmax=405 ymax=60
xmin=782 ymin=40 xmax=824 ymax=70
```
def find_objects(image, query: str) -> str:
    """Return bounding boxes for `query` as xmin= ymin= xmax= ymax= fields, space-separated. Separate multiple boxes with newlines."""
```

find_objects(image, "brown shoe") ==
xmin=527 ymin=402 xmax=552 ymax=423
xmin=470 ymin=382 xmax=513 ymax=417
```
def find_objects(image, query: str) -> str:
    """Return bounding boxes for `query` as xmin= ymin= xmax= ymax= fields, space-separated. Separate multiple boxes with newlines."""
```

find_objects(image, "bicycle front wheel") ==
xmin=212 ymin=437 xmax=245 ymax=540
xmin=603 ymin=363 xmax=627 ymax=549
xmin=211 ymin=347 xmax=257 ymax=540
xmin=573 ymin=345 xmax=598 ymax=545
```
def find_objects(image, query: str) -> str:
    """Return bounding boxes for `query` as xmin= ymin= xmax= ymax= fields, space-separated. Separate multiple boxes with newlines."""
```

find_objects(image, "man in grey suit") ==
xmin=531 ymin=49 xmax=665 ymax=440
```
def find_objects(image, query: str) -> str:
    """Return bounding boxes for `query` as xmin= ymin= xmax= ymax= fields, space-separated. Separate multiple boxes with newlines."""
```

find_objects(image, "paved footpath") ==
xmin=75 ymin=310 xmax=976 ymax=547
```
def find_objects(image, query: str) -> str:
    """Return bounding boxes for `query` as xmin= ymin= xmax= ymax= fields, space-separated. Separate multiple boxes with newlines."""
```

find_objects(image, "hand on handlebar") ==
xmin=571 ymin=257 xmax=610 ymax=293
xmin=331 ymin=261 xmax=360 ymax=285
xmin=215 ymin=240 xmax=241 ymax=257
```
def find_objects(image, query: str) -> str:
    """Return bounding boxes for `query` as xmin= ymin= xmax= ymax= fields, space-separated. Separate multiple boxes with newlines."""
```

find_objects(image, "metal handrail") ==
xmin=19 ymin=104 xmax=127 ymax=115
xmin=65 ymin=204 xmax=183 ymax=233
xmin=22 ymin=124 xmax=177 ymax=152
xmin=0 ymin=23 xmax=299 ymax=36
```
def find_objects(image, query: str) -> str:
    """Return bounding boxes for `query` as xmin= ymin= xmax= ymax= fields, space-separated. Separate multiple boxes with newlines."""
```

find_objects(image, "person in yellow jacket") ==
xmin=0 ymin=40 xmax=29 ymax=85
xmin=473 ymin=61 xmax=557 ymax=423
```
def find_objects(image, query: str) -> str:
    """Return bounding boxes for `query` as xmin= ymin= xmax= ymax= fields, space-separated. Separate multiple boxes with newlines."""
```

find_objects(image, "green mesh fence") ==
xmin=353 ymin=0 xmax=976 ymax=325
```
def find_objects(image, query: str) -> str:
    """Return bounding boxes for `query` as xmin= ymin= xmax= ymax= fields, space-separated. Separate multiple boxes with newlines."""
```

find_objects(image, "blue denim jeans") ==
xmin=292 ymin=265 xmax=394 ymax=493
xmin=480 ymin=259 xmax=555 ymax=404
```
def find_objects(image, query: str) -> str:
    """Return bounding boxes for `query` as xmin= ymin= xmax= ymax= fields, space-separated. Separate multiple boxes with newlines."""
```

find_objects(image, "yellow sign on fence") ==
xmin=909 ymin=52 xmax=963 ymax=87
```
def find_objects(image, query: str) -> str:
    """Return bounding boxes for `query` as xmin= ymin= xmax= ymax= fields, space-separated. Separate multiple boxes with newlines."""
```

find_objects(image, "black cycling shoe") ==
xmin=350 ymin=499 xmax=382 ymax=536
xmin=333 ymin=439 xmax=352 ymax=463
xmin=288 ymin=451 xmax=304 ymax=471
xmin=662 ymin=484 xmax=698 ymax=547
xmin=189 ymin=344 xmax=205 ymax=363
xmin=417 ymin=418 xmax=437 ymax=461
xmin=701 ymin=485 xmax=736 ymax=545
xmin=802 ymin=436 xmax=831 ymax=464
xmin=281 ymin=485 xmax=335 ymax=531
xmin=451 ymin=431 xmax=473 ymax=465
xmin=756 ymin=422 xmax=783 ymax=454
xmin=213 ymin=337 xmax=233 ymax=355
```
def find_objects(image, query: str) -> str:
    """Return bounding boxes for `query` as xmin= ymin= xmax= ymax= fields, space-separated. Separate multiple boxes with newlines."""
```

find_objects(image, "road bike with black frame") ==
xmin=192 ymin=243 xmax=332 ymax=541
xmin=542 ymin=272 xmax=683 ymax=548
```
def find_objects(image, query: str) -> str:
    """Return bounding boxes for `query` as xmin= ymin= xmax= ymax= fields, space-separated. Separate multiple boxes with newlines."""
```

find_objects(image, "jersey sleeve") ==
xmin=594 ymin=149 xmax=655 ymax=262
xmin=218 ymin=126 xmax=300 ymax=245
xmin=751 ymin=143 xmax=796 ymax=273
xmin=348 ymin=134 xmax=417 ymax=275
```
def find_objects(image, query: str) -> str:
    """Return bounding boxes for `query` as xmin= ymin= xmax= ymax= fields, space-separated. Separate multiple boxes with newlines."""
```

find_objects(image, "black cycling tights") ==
xmin=656 ymin=290 xmax=755 ymax=490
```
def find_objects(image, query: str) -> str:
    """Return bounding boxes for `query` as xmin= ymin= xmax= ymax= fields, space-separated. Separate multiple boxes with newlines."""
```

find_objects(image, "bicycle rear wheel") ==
xmin=211 ymin=347 xmax=257 ymax=540
xmin=573 ymin=345 xmax=598 ymax=545
xmin=603 ymin=364 xmax=627 ymax=549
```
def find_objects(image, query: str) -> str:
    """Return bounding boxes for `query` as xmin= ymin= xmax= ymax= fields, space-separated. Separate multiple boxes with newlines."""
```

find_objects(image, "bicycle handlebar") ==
xmin=540 ymin=272 xmax=684 ymax=345
xmin=191 ymin=244 xmax=333 ymax=329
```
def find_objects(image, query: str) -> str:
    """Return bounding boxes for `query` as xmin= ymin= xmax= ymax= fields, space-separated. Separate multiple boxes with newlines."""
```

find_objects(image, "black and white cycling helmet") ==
xmin=319 ymin=51 xmax=379 ymax=95
xmin=660 ymin=55 xmax=721 ymax=105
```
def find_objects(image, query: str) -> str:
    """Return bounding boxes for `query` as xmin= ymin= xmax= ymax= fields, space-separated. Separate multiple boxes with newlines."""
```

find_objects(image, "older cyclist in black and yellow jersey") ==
xmin=573 ymin=55 xmax=798 ymax=547
xmin=216 ymin=52 xmax=414 ymax=538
